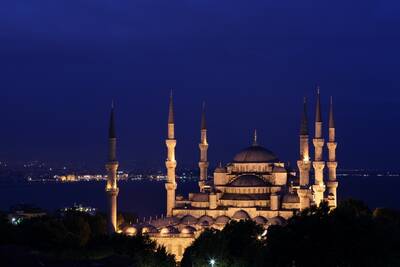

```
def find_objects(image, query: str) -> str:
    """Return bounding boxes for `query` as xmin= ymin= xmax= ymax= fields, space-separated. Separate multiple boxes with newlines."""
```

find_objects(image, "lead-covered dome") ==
xmin=233 ymin=144 xmax=278 ymax=163
xmin=229 ymin=175 xmax=268 ymax=187
xmin=232 ymin=210 xmax=251 ymax=220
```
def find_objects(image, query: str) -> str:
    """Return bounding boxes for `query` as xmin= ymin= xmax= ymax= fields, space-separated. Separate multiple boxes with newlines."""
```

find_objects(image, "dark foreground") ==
xmin=0 ymin=212 xmax=175 ymax=267
xmin=182 ymin=200 xmax=400 ymax=267
xmin=1 ymin=200 xmax=400 ymax=267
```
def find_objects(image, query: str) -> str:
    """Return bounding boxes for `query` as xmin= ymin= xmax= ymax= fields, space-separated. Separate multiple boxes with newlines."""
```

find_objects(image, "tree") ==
xmin=182 ymin=220 xmax=265 ymax=267
xmin=182 ymin=200 xmax=400 ymax=267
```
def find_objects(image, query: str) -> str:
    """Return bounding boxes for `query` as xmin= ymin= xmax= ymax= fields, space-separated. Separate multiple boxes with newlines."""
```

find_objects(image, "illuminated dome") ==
xmin=215 ymin=215 xmax=231 ymax=225
xmin=180 ymin=215 xmax=198 ymax=225
xmin=253 ymin=216 xmax=268 ymax=225
xmin=198 ymin=215 xmax=214 ymax=227
xmin=123 ymin=226 xmax=138 ymax=236
xmin=215 ymin=164 xmax=227 ymax=173
xmin=269 ymin=216 xmax=286 ymax=226
xmin=233 ymin=144 xmax=278 ymax=163
xmin=232 ymin=210 xmax=251 ymax=220
xmin=142 ymin=225 xmax=158 ymax=234
xmin=229 ymin=175 xmax=268 ymax=187
xmin=181 ymin=226 xmax=196 ymax=235
xmin=160 ymin=226 xmax=179 ymax=235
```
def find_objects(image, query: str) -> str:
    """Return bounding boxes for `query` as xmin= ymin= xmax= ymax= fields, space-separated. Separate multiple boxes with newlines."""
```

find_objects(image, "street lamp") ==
xmin=209 ymin=259 xmax=216 ymax=267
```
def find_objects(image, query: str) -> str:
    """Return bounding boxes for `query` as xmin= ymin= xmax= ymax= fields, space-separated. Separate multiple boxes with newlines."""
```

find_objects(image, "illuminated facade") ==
xmin=108 ymin=90 xmax=338 ymax=261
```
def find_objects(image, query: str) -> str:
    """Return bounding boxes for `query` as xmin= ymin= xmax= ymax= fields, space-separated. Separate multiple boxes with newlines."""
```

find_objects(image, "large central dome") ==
xmin=233 ymin=144 xmax=278 ymax=163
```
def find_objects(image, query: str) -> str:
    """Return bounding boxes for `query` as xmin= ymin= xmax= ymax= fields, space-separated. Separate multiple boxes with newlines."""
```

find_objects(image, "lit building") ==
xmin=107 ymin=89 xmax=338 ymax=261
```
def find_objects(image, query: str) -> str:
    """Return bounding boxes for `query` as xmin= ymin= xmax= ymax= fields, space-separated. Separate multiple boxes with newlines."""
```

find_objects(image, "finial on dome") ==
xmin=253 ymin=129 xmax=258 ymax=146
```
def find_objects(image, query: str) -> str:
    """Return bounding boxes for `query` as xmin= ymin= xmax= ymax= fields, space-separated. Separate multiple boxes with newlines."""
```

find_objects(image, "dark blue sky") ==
xmin=0 ymin=0 xmax=399 ymax=171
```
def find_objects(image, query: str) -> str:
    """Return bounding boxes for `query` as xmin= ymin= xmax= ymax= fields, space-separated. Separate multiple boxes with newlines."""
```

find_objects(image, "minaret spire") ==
xmin=199 ymin=101 xmax=209 ymax=191
xmin=297 ymin=97 xmax=311 ymax=210
xmin=326 ymin=96 xmax=338 ymax=208
xmin=300 ymin=97 xmax=308 ymax=136
xmin=165 ymin=91 xmax=177 ymax=217
xmin=312 ymin=87 xmax=326 ymax=206
xmin=105 ymin=101 xmax=119 ymax=234
xmin=315 ymin=86 xmax=322 ymax=128
xmin=168 ymin=89 xmax=174 ymax=125
xmin=329 ymin=96 xmax=335 ymax=130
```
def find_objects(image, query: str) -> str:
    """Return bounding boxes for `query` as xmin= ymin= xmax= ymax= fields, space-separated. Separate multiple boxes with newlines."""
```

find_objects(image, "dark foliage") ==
xmin=182 ymin=200 xmax=400 ymax=267
xmin=0 ymin=211 xmax=175 ymax=267
xmin=181 ymin=220 xmax=266 ymax=267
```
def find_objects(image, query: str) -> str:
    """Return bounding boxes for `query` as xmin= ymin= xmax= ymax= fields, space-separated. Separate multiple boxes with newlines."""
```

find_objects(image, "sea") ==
xmin=0 ymin=176 xmax=398 ymax=217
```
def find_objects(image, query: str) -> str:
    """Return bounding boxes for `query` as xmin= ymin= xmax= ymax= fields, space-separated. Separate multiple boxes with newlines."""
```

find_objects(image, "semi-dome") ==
xmin=198 ymin=215 xmax=214 ymax=227
xmin=123 ymin=226 xmax=138 ymax=236
xmin=229 ymin=175 xmax=268 ymax=187
xmin=214 ymin=162 xmax=226 ymax=173
xmin=232 ymin=210 xmax=251 ymax=220
xmin=181 ymin=226 xmax=197 ymax=235
xmin=215 ymin=165 xmax=227 ymax=173
xmin=180 ymin=215 xmax=198 ymax=225
xmin=142 ymin=225 xmax=158 ymax=234
xmin=269 ymin=216 xmax=286 ymax=226
xmin=215 ymin=215 xmax=231 ymax=225
xmin=253 ymin=216 xmax=268 ymax=225
xmin=233 ymin=144 xmax=278 ymax=163
xmin=160 ymin=226 xmax=179 ymax=235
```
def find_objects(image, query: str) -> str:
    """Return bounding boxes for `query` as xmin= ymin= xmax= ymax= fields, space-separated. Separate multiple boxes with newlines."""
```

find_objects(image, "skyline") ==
xmin=0 ymin=89 xmax=397 ymax=171
xmin=1 ymin=1 xmax=400 ymax=170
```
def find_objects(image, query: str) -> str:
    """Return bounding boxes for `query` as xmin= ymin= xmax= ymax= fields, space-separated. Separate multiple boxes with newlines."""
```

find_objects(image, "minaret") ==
xmin=198 ymin=102 xmax=209 ymax=191
xmin=312 ymin=88 xmax=326 ymax=206
xmin=105 ymin=101 xmax=119 ymax=234
xmin=165 ymin=91 xmax=177 ymax=217
xmin=326 ymin=96 xmax=338 ymax=208
xmin=297 ymin=98 xmax=312 ymax=210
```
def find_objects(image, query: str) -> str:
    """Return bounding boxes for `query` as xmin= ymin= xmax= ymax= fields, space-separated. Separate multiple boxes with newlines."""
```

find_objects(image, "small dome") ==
xmin=165 ymin=216 xmax=180 ymax=225
xmin=181 ymin=215 xmax=198 ymax=225
xmin=232 ymin=210 xmax=251 ymax=221
xmin=198 ymin=215 xmax=214 ymax=227
xmin=253 ymin=216 xmax=268 ymax=225
xmin=283 ymin=192 xmax=300 ymax=203
xmin=181 ymin=226 xmax=197 ymax=235
xmin=142 ymin=225 xmax=158 ymax=234
xmin=233 ymin=145 xmax=278 ymax=163
xmin=123 ymin=226 xmax=138 ymax=236
xmin=160 ymin=226 xmax=179 ymax=235
xmin=269 ymin=216 xmax=286 ymax=226
xmin=215 ymin=164 xmax=227 ymax=173
xmin=229 ymin=175 xmax=268 ymax=187
xmin=215 ymin=215 xmax=231 ymax=225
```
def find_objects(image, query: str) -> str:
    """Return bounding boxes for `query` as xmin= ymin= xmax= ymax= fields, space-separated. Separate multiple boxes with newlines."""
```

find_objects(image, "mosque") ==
xmin=104 ymin=89 xmax=338 ymax=261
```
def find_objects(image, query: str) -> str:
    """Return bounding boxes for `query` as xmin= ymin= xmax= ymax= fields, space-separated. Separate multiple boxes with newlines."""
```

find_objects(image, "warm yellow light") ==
xmin=303 ymin=156 xmax=310 ymax=163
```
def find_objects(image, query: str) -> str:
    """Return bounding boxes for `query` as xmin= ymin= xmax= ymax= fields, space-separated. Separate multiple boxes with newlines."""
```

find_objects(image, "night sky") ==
xmin=1 ymin=1 xmax=400 ymax=171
